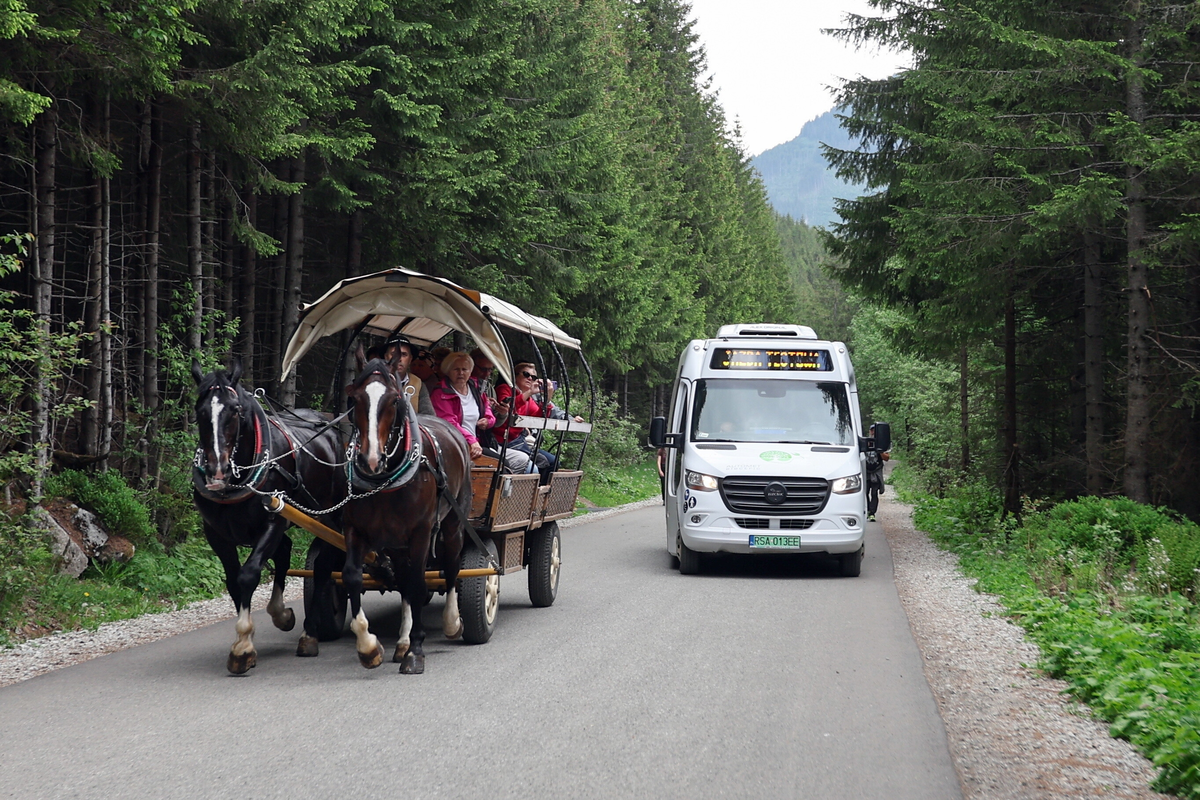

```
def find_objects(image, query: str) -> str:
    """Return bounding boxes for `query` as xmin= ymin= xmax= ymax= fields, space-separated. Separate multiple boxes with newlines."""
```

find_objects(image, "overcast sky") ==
xmin=686 ymin=0 xmax=909 ymax=157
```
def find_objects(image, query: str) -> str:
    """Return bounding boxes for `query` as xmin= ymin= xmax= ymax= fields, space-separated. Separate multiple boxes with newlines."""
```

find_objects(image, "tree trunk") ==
xmin=1082 ymin=232 xmax=1105 ymax=495
xmin=100 ymin=109 xmax=113 ymax=471
xmin=84 ymin=112 xmax=104 ymax=458
xmin=339 ymin=206 xmax=363 ymax=399
xmin=240 ymin=191 xmax=258 ymax=385
xmin=1123 ymin=5 xmax=1152 ymax=503
xmin=202 ymin=151 xmax=216 ymax=345
xmin=220 ymin=167 xmax=234 ymax=332
xmin=1002 ymin=287 xmax=1020 ymax=519
xmin=281 ymin=154 xmax=305 ymax=407
xmin=188 ymin=120 xmax=203 ymax=357
xmin=959 ymin=344 xmax=970 ymax=474
xmin=270 ymin=175 xmax=289 ymax=392
xmin=143 ymin=102 xmax=162 ymax=482
xmin=32 ymin=101 xmax=57 ymax=498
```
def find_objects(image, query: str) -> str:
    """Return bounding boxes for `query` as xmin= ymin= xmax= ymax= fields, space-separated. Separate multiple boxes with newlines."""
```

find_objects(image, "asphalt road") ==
xmin=0 ymin=505 xmax=961 ymax=800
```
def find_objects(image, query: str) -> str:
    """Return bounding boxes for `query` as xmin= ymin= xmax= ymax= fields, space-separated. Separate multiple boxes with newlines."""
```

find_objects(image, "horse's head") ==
xmin=192 ymin=358 xmax=247 ymax=491
xmin=347 ymin=344 xmax=404 ymax=476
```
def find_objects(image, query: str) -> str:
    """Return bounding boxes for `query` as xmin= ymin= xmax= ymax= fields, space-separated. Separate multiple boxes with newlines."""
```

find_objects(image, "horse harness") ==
xmin=193 ymin=385 xmax=341 ymax=510
xmin=345 ymin=397 xmax=497 ymax=569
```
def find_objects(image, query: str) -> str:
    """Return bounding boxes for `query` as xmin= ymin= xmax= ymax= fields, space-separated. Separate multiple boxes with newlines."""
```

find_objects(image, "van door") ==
xmin=664 ymin=379 xmax=690 ymax=553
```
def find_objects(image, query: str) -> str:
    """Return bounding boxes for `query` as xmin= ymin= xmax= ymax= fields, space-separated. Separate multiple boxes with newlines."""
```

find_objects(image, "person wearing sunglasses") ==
xmin=492 ymin=361 xmax=583 ymax=481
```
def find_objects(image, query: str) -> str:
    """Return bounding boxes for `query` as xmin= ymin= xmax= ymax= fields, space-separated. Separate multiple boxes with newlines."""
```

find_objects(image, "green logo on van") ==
xmin=760 ymin=450 xmax=793 ymax=462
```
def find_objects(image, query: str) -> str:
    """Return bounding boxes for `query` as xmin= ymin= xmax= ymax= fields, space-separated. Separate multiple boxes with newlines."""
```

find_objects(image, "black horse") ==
xmin=192 ymin=359 xmax=347 ymax=674
xmin=341 ymin=348 xmax=473 ymax=674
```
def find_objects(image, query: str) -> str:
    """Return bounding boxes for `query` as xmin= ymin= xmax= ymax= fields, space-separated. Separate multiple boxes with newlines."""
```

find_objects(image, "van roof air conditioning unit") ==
xmin=716 ymin=324 xmax=818 ymax=340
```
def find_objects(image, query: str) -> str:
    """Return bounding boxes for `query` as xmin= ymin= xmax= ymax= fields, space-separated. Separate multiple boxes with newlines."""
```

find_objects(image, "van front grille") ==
xmin=780 ymin=519 xmax=815 ymax=530
xmin=734 ymin=518 xmax=770 ymax=529
xmin=720 ymin=476 xmax=830 ymax=515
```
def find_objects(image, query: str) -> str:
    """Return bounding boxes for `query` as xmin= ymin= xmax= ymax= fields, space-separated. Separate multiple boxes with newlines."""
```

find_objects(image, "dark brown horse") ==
xmin=192 ymin=359 xmax=347 ymax=674
xmin=342 ymin=347 xmax=473 ymax=674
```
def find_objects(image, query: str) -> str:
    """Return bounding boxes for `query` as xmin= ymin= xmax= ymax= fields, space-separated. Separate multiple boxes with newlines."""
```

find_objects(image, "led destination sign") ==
xmin=710 ymin=348 xmax=833 ymax=371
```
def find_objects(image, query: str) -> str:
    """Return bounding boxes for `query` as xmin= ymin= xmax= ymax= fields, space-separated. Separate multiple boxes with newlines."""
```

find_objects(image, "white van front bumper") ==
xmin=678 ymin=490 xmax=864 ymax=555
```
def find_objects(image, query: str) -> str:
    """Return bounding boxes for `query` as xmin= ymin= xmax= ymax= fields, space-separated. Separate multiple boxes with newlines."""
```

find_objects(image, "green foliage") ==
xmin=567 ymin=390 xmax=646 ymax=473
xmin=914 ymin=488 xmax=1200 ymax=797
xmin=44 ymin=470 xmax=157 ymax=547
xmin=578 ymin=460 xmax=660 ymax=510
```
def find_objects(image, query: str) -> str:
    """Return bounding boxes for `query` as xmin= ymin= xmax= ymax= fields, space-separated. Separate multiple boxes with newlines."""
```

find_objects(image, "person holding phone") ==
xmin=493 ymin=361 xmax=582 ymax=481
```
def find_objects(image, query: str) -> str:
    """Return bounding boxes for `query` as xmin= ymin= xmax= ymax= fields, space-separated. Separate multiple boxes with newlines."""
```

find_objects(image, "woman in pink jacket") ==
xmin=429 ymin=351 xmax=495 ymax=460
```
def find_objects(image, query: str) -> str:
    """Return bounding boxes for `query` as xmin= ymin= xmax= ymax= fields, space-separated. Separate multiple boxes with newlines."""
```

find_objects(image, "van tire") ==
xmin=839 ymin=547 xmax=864 ymax=578
xmin=678 ymin=532 xmax=702 ymax=575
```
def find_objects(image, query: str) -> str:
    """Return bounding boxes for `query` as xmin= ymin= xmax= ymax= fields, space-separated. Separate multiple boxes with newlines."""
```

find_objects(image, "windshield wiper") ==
xmin=778 ymin=440 xmax=832 ymax=445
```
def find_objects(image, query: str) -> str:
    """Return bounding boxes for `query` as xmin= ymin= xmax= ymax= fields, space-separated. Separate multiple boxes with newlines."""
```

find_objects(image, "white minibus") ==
xmin=649 ymin=324 xmax=890 ymax=576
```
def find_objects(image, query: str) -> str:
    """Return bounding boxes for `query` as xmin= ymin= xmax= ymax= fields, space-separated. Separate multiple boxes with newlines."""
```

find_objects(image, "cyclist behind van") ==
xmin=866 ymin=424 xmax=890 ymax=521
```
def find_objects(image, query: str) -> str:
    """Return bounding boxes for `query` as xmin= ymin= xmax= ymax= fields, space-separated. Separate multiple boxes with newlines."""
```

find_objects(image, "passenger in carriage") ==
xmin=430 ymin=352 xmax=533 ymax=475
xmin=381 ymin=334 xmax=434 ymax=416
xmin=492 ymin=361 xmax=583 ymax=482
xmin=468 ymin=347 xmax=495 ymax=396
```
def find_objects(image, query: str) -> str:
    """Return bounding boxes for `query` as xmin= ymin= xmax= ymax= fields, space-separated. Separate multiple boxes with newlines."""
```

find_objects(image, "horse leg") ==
xmin=441 ymin=514 xmax=465 ymax=641
xmin=299 ymin=540 xmax=340 ymax=657
xmin=398 ymin=556 xmax=428 ymax=674
xmin=203 ymin=527 xmax=256 ymax=675
xmin=343 ymin=536 xmax=383 ymax=669
xmin=391 ymin=599 xmax=413 ymax=663
xmin=226 ymin=519 xmax=286 ymax=674
xmin=267 ymin=534 xmax=296 ymax=632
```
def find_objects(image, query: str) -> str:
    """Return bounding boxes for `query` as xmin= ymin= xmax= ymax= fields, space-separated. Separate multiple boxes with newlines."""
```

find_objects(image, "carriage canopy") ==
xmin=279 ymin=268 xmax=582 ymax=384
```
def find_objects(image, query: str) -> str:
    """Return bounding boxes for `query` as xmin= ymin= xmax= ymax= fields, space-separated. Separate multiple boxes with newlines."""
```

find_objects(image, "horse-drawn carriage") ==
xmin=192 ymin=268 xmax=593 ymax=674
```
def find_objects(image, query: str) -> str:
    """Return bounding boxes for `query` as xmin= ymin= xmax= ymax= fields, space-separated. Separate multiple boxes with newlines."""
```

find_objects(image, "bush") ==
xmin=563 ymin=390 xmax=646 ymax=472
xmin=44 ymin=470 xmax=157 ymax=547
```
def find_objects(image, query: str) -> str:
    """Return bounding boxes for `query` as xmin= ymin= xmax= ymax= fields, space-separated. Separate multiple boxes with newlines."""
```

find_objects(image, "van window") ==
xmin=690 ymin=379 xmax=854 ymax=445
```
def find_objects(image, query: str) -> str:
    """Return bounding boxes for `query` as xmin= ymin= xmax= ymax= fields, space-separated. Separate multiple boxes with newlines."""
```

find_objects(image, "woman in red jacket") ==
xmin=493 ymin=361 xmax=582 ymax=478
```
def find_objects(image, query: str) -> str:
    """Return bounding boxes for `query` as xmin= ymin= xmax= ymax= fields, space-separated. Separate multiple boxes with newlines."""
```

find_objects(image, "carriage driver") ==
xmin=383 ymin=334 xmax=434 ymax=416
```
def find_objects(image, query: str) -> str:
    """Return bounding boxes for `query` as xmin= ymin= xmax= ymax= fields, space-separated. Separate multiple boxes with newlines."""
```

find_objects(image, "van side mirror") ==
xmin=872 ymin=422 xmax=891 ymax=453
xmin=649 ymin=416 xmax=680 ymax=449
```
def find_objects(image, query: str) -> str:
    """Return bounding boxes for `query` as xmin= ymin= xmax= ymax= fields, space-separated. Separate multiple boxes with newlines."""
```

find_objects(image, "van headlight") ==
xmin=831 ymin=473 xmax=862 ymax=494
xmin=685 ymin=470 xmax=719 ymax=491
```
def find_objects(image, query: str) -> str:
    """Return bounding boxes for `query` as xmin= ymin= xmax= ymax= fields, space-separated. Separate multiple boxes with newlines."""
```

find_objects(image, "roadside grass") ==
xmin=576 ymin=459 xmax=660 ymax=512
xmin=1 ymin=455 xmax=659 ymax=646
xmin=899 ymin=465 xmax=1200 ymax=798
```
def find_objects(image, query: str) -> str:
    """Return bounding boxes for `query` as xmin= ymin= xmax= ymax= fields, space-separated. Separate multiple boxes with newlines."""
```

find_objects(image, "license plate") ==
xmin=748 ymin=535 xmax=801 ymax=549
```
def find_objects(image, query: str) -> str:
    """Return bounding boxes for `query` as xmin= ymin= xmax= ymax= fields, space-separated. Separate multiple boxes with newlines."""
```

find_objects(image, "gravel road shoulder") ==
xmin=878 ymin=493 xmax=1173 ymax=799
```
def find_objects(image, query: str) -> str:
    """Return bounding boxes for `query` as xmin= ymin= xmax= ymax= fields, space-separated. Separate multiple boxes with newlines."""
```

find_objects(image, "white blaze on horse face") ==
xmin=364 ymin=380 xmax=388 ymax=471
xmin=209 ymin=395 xmax=224 ymax=476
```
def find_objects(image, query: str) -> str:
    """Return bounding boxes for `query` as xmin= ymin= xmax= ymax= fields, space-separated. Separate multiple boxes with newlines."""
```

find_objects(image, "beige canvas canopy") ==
xmin=279 ymin=268 xmax=581 ymax=384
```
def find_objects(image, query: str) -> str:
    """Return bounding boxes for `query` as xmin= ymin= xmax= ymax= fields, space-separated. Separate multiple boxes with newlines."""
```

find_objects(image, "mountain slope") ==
xmin=751 ymin=110 xmax=863 ymax=229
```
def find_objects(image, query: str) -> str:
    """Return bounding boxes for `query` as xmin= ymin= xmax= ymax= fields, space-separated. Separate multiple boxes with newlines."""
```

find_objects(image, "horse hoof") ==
xmin=445 ymin=618 xmax=463 ymax=641
xmin=296 ymin=635 xmax=319 ymax=657
xmin=392 ymin=642 xmax=410 ymax=663
xmin=275 ymin=608 xmax=296 ymax=632
xmin=399 ymin=652 xmax=425 ymax=674
xmin=358 ymin=644 xmax=384 ymax=669
xmin=227 ymin=651 xmax=256 ymax=675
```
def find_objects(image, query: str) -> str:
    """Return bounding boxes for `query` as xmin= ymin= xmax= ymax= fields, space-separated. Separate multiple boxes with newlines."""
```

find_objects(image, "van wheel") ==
xmin=839 ymin=547 xmax=863 ymax=578
xmin=678 ymin=532 xmax=702 ymax=575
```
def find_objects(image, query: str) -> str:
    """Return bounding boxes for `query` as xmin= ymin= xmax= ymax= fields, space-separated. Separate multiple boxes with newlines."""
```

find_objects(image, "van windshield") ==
xmin=690 ymin=379 xmax=854 ymax=445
